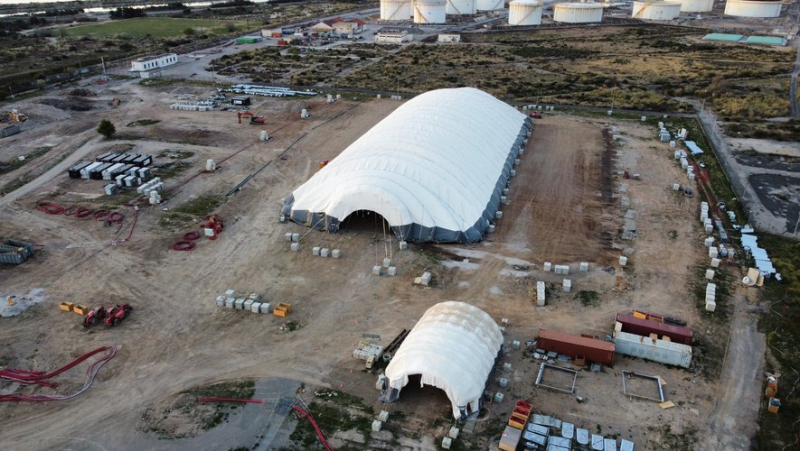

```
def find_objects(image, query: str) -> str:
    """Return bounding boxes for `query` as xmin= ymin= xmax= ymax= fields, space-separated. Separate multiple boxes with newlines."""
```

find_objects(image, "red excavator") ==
xmin=104 ymin=304 xmax=133 ymax=327
xmin=83 ymin=306 xmax=106 ymax=328
xmin=205 ymin=215 xmax=224 ymax=240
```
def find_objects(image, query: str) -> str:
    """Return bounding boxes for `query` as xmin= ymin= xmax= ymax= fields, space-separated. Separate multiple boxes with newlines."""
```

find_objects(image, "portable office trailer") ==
xmin=125 ymin=167 xmax=140 ymax=176
xmin=80 ymin=162 xmax=103 ymax=179
xmin=537 ymin=329 xmax=615 ymax=365
xmin=115 ymin=174 xmax=127 ymax=187
xmin=102 ymin=163 xmax=125 ymax=180
xmin=137 ymin=167 xmax=151 ymax=180
xmin=115 ymin=164 xmax=134 ymax=176
xmin=132 ymin=155 xmax=153 ymax=166
xmin=123 ymin=175 xmax=137 ymax=187
xmin=68 ymin=161 xmax=93 ymax=179
xmin=110 ymin=154 xmax=129 ymax=164
xmin=613 ymin=331 xmax=692 ymax=368
xmin=101 ymin=152 xmax=120 ymax=163
xmin=616 ymin=314 xmax=693 ymax=345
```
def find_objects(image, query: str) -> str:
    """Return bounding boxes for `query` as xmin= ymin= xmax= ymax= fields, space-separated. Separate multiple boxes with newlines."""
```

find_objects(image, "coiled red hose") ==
xmin=75 ymin=207 xmax=94 ymax=218
xmin=37 ymin=203 xmax=64 ymax=215
xmin=172 ymin=241 xmax=196 ymax=251
xmin=183 ymin=231 xmax=200 ymax=241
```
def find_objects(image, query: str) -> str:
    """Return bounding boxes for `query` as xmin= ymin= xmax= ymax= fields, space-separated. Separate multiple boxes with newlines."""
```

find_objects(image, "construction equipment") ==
xmin=7 ymin=109 xmax=27 ymax=123
xmin=529 ymin=111 xmax=542 ymax=119
xmin=237 ymin=111 xmax=264 ymax=124
xmin=83 ymin=306 xmax=106 ymax=328
xmin=204 ymin=215 xmax=224 ymax=240
xmin=103 ymin=304 xmax=133 ymax=327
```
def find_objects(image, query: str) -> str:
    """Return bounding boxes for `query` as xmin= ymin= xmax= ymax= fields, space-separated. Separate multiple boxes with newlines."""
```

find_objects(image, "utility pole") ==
xmin=101 ymin=56 xmax=106 ymax=75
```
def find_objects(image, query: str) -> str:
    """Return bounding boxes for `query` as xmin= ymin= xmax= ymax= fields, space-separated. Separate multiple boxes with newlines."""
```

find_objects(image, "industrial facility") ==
xmin=724 ymin=0 xmax=783 ymax=18
xmin=553 ymin=2 xmax=604 ymax=24
xmin=632 ymin=0 xmax=682 ymax=20
xmin=508 ymin=0 xmax=543 ymax=26
xmin=281 ymin=87 xmax=530 ymax=243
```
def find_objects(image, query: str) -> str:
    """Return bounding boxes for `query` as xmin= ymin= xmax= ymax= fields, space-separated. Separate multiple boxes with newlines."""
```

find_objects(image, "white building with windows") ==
xmin=130 ymin=54 xmax=178 ymax=74
xmin=375 ymin=28 xmax=413 ymax=44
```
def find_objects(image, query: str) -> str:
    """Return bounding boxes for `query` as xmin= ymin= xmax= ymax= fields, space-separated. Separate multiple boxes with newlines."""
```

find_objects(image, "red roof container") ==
xmin=537 ymin=329 xmax=615 ymax=366
xmin=616 ymin=314 xmax=693 ymax=345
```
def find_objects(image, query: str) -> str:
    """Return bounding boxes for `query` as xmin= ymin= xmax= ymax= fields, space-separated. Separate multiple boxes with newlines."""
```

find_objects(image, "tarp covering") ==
xmin=281 ymin=87 xmax=530 ymax=243
xmin=685 ymin=141 xmax=704 ymax=155
xmin=384 ymin=301 xmax=503 ymax=419
xmin=741 ymin=233 xmax=776 ymax=275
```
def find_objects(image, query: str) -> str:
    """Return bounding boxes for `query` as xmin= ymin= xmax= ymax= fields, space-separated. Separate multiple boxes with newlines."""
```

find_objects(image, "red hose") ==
xmin=75 ymin=207 xmax=93 ymax=218
xmin=108 ymin=212 xmax=124 ymax=224
xmin=63 ymin=207 xmax=77 ymax=216
xmin=37 ymin=203 xmax=64 ymax=215
xmin=0 ymin=346 xmax=117 ymax=402
xmin=93 ymin=210 xmax=109 ymax=221
xmin=196 ymin=397 xmax=264 ymax=404
xmin=183 ymin=231 xmax=200 ymax=241
xmin=172 ymin=241 xmax=196 ymax=251
xmin=292 ymin=405 xmax=334 ymax=451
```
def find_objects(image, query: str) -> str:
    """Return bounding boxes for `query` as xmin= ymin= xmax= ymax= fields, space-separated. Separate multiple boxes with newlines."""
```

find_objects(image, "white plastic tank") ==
xmin=446 ymin=0 xmax=477 ymax=15
xmin=724 ymin=0 xmax=781 ymax=17
xmin=380 ymin=0 xmax=413 ymax=20
xmin=476 ymin=0 xmax=504 ymax=11
xmin=413 ymin=0 xmax=447 ymax=23
xmin=553 ymin=2 xmax=604 ymax=23
xmin=679 ymin=0 xmax=713 ymax=12
xmin=509 ymin=0 xmax=543 ymax=25
xmin=632 ymin=1 xmax=682 ymax=20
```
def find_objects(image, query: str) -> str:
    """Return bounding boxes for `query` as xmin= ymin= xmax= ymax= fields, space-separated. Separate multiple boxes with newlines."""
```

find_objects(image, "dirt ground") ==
xmin=0 ymin=80 xmax=760 ymax=450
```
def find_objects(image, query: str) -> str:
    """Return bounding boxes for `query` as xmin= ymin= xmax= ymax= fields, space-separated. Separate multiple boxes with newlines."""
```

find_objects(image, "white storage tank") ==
xmin=381 ymin=0 xmax=413 ymax=20
xmin=446 ymin=0 xmax=477 ymax=15
xmin=679 ymin=0 xmax=713 ymax=12
xmin=632 ymin=1 xmax=682 ymax=20
xmin=553 ymin=2 xmax=604 ymax=23
xmin=476 ymin=0 xmax=504 ymax=10
xmin=724 ymin=0 xmax=782 ymax=17
xmin=509 ymin=0 xmax=543 ymax=25
xmin=414 ymin=0 xmax=447 ymax=23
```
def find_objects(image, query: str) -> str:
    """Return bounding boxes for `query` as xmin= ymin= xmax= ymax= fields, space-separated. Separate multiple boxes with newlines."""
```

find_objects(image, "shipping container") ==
xmin=102 ymin=163 xmax=125 ymax=180
xmin=96 ymin=151 xmax=114 ymax=162
xmin=537 ymin=329 xmax=615 ymax=366
xmin=613 ymin=331 xmax=692 ymax=368
xmin=111 ymin=154 xmax=129 ymax=164
xmin=100 ymin=152 xmax=120 ymax=163
xmin=123 ymin=154 xmax=139 ymax=164
xmin=90 ymin=163 xmax=111 ymax=180
xmin=132 ymin=154 xmax=153 ymax=167
xmin=231 ymin=96 xmax=251 ymax=106
xmin=80 ymin=161 xmax=103 ymax=179
xmin=616 ymin=314 xmax=693 ymax=345
xmin=68 ymin=161 xmax=93 ymax=179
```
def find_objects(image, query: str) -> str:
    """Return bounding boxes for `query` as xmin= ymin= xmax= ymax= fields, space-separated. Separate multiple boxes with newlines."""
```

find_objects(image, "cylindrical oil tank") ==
xmin=381 ymin=0 xmax=413 ymax=20
xmin=476 ymin=0 xmax=505 ymax=11
xmin=724 ymin=0 xmax=782 ymax=18
xmin=553 ymin=2 xmax=604 ymax=23
xmin=509 ymin=0 xmax=543 ymax=25
xmin=413 ymin=0 xmax=447 ymax=23
xmin=446 ymin=0 xmax=477 ymax=15
xmin=678 ymin=0 xmax=713 ymax=12
xmin=632 ymin=0 xmax=682 ymax=20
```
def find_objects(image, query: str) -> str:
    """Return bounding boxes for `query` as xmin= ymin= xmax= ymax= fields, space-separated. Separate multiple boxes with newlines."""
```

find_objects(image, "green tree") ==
xmin=183 ymin=27 xmax=195 ymax=36
xmin=97 ymin=119 xmax=116 ymax=139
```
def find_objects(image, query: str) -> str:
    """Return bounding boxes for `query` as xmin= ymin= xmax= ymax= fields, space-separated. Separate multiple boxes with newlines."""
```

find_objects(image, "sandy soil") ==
xmin=0 ymin=81 xmax=761 ymax=450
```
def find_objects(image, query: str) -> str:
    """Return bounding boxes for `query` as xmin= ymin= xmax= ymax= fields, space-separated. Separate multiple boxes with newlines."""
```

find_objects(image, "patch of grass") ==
xmin=0 ymin=146 xmax=52 ymax=176
xmin=138 ymin=78 xmax=178 ymax=88
xmin=174 ymin=194 xmax=224 ymax=217
xmin=313 ymin=388 xmax=372 ymax=414
xmin=577 ymin=290 xmax=601 ymax=307
xmin=62 ymin=17 xmax=249 ymax=38
xmin=185 ymin=380 xmax=256 ymax=431
xmin=154 ymin=161 xmax=192 ymax=180
xmin=158 ymin=150 xmax=194 ymax=159
xmin=126 ymin=119 xmax=160 ymax=127
xmin=290 ymin=401 xmax=371 ymax=449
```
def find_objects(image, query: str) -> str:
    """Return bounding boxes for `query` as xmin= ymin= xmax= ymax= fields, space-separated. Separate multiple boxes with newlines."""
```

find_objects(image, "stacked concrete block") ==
xmin=705 ymin=269 xmax=715 ymax=280
xmin=373 ymin=265 xmax=382 ymax=276
xmin=320 ymin=248 xmax=330 ymax=258
xmin=332 ymin=249 xmax=342 ymax=259
xmin=290 ymin=243 xmax=300 ymax=252
xmin=709 ymin=246 xmax=718 ymax=258
xmin=251 ymin=302 xmax=262 ymax=313
xmin=235 ymin=298 xmax=245 ymax=310
xmin=312 ymin=246 xmax=321 ymax=256
xmin=563 ymin=279 xmax=572 ymax=293
xmin=383 ymin=258 xmax=392 ymax=268
xmin=580 ymin=262 xmax=589 ymax=272
xmin=554 ymin=265 xmax=570 ymax=275
xmin=619 ymin=256 xmax=628 ymax=266
xmin=536 ymin=281 xmax=545 ymax=306
xmin=543 ymin=262 xmax=552 ymax=272
xmin=388 ymin=266 xmax=397 ymax=276
xmin=705 ymin=283 xmax=717 ymax=312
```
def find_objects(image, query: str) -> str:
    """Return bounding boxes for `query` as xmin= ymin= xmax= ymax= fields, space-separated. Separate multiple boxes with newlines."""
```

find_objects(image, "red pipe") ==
xmin=172 ymin=241 xmax=196 ymax=251
xmin=292 ymin=405 xmax=334 ymax=451
xmin=183 ymin=231 xmax=200 ymax=241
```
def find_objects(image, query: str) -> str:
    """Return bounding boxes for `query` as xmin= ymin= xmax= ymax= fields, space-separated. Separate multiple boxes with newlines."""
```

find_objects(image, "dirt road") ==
xmin=703 ymin=290 xmax=765 ymax=451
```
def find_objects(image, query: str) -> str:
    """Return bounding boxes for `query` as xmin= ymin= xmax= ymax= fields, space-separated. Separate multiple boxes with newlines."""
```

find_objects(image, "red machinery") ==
xmin=237 ymin=111 xmax=265 ymax=124
xmin=530 ymin=111 xmax=542 ymax=119
xmin=205 ymin=215 xmax=224 ymax=240
xmin=83 ymin=306 xmax=106 ymax=328
xmin=104 ymin=304 xmax=133 ymax=327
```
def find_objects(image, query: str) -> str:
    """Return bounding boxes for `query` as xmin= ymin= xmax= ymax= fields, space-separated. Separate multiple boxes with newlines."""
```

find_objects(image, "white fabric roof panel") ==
xmin=281 ymin=87 xmax=529 ymax=243
xmin=384 ymin=301 xmax=503 ymax=419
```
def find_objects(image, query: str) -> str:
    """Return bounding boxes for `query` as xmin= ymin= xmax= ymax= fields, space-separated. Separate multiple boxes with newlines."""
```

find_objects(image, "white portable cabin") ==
xmin=80 ymin=162 xmax=103 ymax=179
xmin=102 ymin=163 xmax=125 ymax=181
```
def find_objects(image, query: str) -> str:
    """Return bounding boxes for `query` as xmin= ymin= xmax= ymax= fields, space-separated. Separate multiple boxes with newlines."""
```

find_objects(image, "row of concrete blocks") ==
xmin=543 ymin=262 xmax=590 ymax=274
xmin=216 ymin=295 xmax=272 ymax=314
xmin=312 ymin=247 xmax=341 ymax=258
xmin=373 ymin=265 xmax=397 ymax=276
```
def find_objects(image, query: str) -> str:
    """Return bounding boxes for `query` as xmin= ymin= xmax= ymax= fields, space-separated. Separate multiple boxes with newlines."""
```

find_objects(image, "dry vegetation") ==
xmin=338 ymin=25 xmax=793 ymax=115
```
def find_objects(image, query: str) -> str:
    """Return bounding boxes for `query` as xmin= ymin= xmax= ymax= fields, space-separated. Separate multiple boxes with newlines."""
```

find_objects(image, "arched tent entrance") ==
xmin=393 ymin=374 xmax=453 ymax=411
xmin=383 ymin=301 xmax=503 ymax=420
xmin=339 ymin=210 xmax=391 ymax=234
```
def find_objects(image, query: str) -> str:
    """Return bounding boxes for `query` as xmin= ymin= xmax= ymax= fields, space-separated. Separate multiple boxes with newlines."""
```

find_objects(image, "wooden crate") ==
xmin=59 ymin=302 xmax=75 ymax=312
